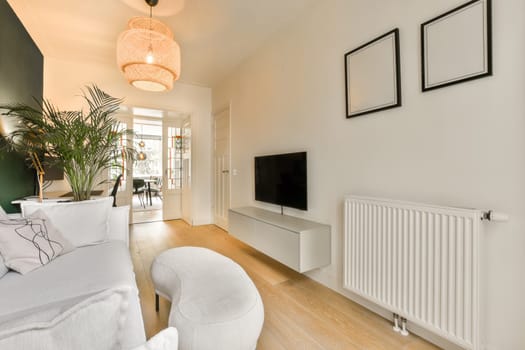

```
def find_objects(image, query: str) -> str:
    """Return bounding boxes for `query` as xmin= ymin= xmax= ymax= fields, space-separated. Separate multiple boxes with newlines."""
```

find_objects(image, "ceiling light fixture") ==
xmin=117 ymin=0 xmax=181 ymax=92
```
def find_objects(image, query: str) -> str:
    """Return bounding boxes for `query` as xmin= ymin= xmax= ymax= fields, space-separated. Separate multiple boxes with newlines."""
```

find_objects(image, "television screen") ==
xmin=254 ymin=152 xmax=307 ymax=210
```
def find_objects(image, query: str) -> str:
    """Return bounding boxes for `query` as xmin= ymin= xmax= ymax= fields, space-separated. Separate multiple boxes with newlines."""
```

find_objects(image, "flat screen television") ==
xmin=254 ymin=152 xmax=307 ymax=210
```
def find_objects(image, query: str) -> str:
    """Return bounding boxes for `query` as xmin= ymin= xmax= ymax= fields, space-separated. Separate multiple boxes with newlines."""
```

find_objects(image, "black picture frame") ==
xmin=421 ymin=0 xmax=492 ymax=92
xmin=344 ymin=28 xmax=402 ymax=118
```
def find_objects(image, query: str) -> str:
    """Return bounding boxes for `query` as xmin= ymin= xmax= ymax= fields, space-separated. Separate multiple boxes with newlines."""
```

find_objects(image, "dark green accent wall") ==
xmin=0 ymin=0 xmax=43 ymax=213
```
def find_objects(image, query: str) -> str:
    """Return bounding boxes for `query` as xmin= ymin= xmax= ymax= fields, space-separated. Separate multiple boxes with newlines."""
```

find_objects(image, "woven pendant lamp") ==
xmin=117 ymin=0 xmax=181 ymax=92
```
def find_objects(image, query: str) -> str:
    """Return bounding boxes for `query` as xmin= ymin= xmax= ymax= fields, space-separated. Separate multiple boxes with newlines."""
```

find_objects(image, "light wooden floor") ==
xmin=133 ymin=209 xmax=163 ymax=224
xmin=132 ymin=195 xmax=163 ymax=224
xmin=130 ymin=220 xmax=439 ymax=350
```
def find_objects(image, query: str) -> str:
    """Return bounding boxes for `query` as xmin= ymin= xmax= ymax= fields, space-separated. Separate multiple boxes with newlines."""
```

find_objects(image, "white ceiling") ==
xmin=7 ymin=0 xmax=317 ymax=87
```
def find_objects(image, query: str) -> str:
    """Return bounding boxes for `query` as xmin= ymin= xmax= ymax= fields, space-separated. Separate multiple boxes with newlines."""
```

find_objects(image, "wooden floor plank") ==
xmin=130 ymin=220 xmax=439 ymax=349
xmin=278 ymin=278 xmax=411 ymax=350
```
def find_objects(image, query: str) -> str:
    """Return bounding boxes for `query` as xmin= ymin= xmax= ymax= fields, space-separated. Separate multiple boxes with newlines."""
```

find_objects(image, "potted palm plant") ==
xmin=0 ymin=85 xmax=133 ymax=201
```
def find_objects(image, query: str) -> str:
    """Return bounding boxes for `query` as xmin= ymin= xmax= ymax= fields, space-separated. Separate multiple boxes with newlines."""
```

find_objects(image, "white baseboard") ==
xmin=190 ymin=217 xmax=213 ymax=226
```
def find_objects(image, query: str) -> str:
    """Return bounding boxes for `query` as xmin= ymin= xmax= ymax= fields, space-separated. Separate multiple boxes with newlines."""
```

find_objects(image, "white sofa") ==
xmin=0 ymin=206 xmax=147 ymax=349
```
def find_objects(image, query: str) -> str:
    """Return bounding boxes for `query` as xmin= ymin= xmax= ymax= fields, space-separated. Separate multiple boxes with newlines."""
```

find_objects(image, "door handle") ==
xmin=222 ymin=170 xmax=229 ymax=174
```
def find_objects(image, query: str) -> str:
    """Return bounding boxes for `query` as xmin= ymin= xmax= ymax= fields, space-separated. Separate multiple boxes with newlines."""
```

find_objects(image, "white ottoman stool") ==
xmin=151 ymin=247 xmax=264 ymax=350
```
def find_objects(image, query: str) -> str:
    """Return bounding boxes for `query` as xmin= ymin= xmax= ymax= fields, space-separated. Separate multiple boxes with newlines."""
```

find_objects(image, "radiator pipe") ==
xmin=400 ymin=317 xmax=409 ymax=336
xmin=392 ymin=314 xmax=401 ymax=332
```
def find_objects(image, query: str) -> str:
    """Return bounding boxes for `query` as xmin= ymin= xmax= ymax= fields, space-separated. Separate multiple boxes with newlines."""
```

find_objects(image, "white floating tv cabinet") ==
xmin=228 ymin=207 xmax=331 ymax=273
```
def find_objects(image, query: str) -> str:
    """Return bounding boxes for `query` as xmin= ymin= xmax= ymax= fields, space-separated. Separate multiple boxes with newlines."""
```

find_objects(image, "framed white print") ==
xmin=344 ymin=29 xmax=401 ymax=118
xmin=421 ymin=0 xmax=492 ymax=91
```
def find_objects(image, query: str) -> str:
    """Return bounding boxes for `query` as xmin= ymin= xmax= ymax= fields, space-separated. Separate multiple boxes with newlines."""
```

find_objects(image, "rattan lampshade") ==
xmin=117 ymin=17 xmax=180 ymax=92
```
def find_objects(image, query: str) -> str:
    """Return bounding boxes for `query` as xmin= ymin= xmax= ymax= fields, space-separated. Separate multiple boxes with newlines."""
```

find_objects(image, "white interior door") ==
xmin=112 ymin=114 xmax=134 ymax=220
xmin=162 ymin=119 xmax=182 ymax=220
xmin=181 ymin=117 xmax=192 ymax=225
xmin=214 ymin=108 xmax=230 ymax=230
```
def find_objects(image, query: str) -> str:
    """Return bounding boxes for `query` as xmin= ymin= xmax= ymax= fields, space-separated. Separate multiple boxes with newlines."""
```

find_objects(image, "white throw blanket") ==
xmin=0 ymin=286 xmax=133 ymax=350
xmin=0 ymin=242 xmax=136 ymax=322
xmin=0 ymin=242 xmax=146 ymax=349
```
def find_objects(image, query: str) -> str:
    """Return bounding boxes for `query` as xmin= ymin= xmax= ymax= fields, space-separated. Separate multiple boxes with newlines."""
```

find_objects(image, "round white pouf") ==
xmin=151 ymin=247 xmax=264 ymax=350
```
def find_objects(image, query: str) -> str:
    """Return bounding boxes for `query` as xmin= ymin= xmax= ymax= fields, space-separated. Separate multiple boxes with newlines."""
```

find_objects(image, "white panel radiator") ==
xmin=344 ymin=195 xmax=481 ymax=350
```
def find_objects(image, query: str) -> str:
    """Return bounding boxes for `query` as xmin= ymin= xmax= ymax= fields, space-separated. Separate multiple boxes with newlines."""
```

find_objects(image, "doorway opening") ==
xmin=111 ymin=106 xmax=191 ymax=225
xmin=133 ymin=119 xmax=163 ymax=224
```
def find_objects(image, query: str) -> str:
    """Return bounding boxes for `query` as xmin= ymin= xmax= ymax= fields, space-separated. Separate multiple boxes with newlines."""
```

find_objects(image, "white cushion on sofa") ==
xmin=0 ymin=208 xmax=22 ymax=279
xmin=0 ymin=201 xmax=7 ymax=277
xmin=0 ymin=203 xmax=7 ymax=278
xmin=21 ymin=198 xmax=112 ymax=247
xmin=0 ymin=206 xmax=7 ymax=219
xmin=0 ymin=211 xmax=75 ymax=274
xmin=0 ymin=255 xmax=7 ymax=279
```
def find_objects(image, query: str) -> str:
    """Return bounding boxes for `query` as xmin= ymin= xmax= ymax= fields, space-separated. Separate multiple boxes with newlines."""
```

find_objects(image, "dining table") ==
xmin=143 ymin=179 xmax=156 ymax=206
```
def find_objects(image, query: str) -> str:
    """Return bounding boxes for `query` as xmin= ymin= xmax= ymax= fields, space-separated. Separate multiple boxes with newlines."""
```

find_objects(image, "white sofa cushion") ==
xmin=21 ymin=198 xmax=112 ymax=247
xmin=0 ymin=210 xmax=75 ymax=274
xmin=0 ymin=206 xmax=7 ymax=219
xmin=107 ymin=206 xmax=130 ymax=247
xmin=0 ymin=204 xmax=7 ymax=278
xmin=0 ymin=256 xmax=7 ymax=279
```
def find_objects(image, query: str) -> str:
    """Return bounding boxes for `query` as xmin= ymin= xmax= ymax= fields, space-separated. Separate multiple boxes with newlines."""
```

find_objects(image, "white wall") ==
xmin=212 ymin=0 xmax=525 ymax=349
xmin=44 ymin=56 xmax=213 ymax=225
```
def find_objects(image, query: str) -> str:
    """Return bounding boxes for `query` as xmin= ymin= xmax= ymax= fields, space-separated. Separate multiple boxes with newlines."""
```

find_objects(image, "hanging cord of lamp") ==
xmin=146 ymin=2 xmax=154 ymax=64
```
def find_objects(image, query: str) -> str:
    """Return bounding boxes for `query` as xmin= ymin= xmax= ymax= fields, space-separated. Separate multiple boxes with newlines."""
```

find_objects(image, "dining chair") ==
xmin=133 ymin=178 xmax=147 ymax=208
xmin=149 ymin=177 xmax=163 ymax=201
